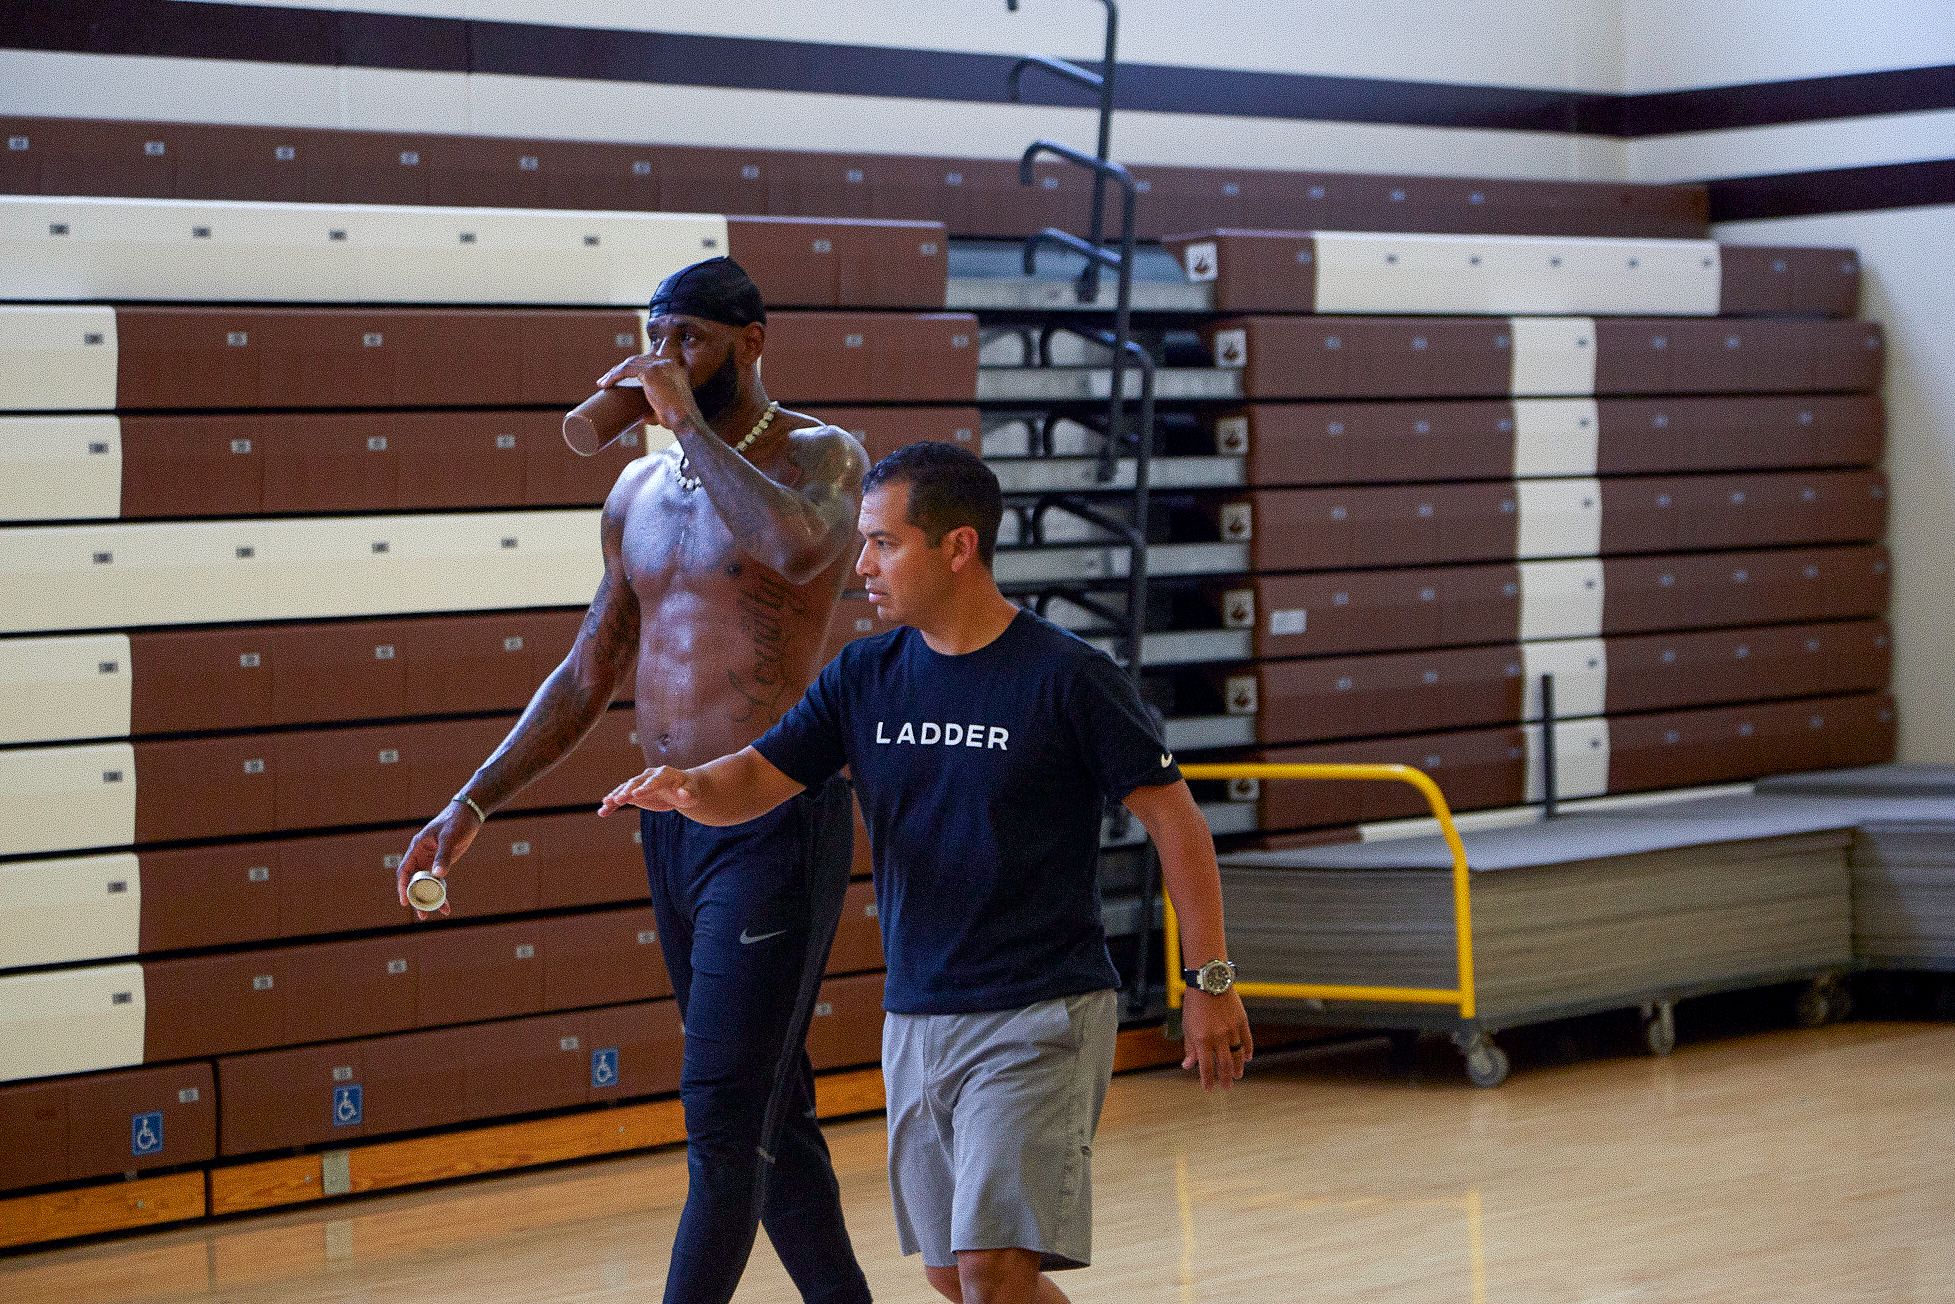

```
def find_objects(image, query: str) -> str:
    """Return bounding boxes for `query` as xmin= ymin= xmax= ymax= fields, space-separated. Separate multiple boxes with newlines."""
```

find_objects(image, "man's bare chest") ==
xmin=620 ymin=464 xmax=742 ymax=584
xmin=620 ymin=464 xmax=830 ymax=617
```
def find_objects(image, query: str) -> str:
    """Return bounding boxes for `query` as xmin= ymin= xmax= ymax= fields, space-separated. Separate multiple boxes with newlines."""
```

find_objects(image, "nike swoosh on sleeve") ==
xmin=739 ymin=928 xmax=789 ymax=945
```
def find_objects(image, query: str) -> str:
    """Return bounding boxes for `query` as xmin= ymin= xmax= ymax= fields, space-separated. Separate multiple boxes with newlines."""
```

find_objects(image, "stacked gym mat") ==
xmin=1759 ymin=766 xmax=1955 ymax=971
xmin=1217 ymin=779 xmax=1952 ymax=1049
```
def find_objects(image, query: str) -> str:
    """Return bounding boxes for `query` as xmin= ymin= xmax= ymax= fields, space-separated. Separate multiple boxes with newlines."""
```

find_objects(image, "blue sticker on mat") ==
xmin=332 ymin=1084 xmax=364 ymax=1127
xmin=131 ymin=1111 xmax=164 ymax=1156
xmin=591 ymin=1047 xmax=619 ymax=1089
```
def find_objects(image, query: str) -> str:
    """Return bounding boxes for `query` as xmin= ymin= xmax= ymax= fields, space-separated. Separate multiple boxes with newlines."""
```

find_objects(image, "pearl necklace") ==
xmin=676 ymin=401 xmax=779 ymax=493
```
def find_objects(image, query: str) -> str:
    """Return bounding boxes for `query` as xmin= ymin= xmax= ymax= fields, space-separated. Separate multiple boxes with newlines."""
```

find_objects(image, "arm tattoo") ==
xmin=679 ymin=425 xmax=865 ymax=583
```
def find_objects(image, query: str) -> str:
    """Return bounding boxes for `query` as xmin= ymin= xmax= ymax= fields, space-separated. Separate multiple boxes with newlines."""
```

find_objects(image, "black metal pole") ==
xmin=1101 ymin=170 xmax=1135 ymax=486
xmin=1087 ymin=1 xmax=1119 ymax=299
xmin=1005 ymin=0 xmax=1120 ymax=303
xmin=1008 ymin=0 xmax=1159 ymax=1021
xmin=1541 ymin=672 xmax=1559 ymax=819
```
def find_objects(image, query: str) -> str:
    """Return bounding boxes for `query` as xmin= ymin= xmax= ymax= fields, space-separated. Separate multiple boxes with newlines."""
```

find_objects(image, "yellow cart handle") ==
xmin=1168 ymin=763 xmax=1477 ymax=1020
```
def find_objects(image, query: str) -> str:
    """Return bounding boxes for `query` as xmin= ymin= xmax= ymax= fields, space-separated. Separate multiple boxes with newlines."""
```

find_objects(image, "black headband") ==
xmin=647 ymin=256 xmax=766 ymax=327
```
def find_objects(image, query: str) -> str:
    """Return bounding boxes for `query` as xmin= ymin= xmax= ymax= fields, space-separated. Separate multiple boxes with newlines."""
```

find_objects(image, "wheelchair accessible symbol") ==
xmin=591 ymin=1048 xmax=619 ymax=1089
xmin=131 ymin=1111 xmax=164 ymax=1157
xmin=332 ymin=1084 xmax=364 ymax=1127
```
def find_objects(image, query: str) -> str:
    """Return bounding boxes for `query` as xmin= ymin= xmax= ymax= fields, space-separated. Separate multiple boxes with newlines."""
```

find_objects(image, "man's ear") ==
xmin=737 ymin=321 xmax=766 ymax=367
xmin=944 ymin=524 xmax=981 ymax=573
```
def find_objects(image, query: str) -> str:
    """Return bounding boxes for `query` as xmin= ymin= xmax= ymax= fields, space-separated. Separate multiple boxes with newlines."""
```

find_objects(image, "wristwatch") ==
xmin=1182 ymin=958 xmax=1238 ymax=996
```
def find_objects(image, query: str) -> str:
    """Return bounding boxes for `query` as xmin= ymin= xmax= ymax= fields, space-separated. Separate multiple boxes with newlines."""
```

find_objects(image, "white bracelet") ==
xmin=454 ymin=793 xmax=488 ymax=823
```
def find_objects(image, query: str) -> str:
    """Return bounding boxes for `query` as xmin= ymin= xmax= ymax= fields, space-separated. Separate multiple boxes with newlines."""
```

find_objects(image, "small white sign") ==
xmin=1222 ymin=588 xmax=1256 ymax=629
xmin=1269 ymin=609 xmax=1308 ymax=637
xmin=1212 ymin=328 xmax=1248 ymax=368
xmin=1215 ymin=415 xmax=1250 ymax=454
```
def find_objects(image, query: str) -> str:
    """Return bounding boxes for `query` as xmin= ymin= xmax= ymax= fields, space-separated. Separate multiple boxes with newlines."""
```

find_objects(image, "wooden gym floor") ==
xmin=5 ymin=1010 xmax=1952 ymax=1303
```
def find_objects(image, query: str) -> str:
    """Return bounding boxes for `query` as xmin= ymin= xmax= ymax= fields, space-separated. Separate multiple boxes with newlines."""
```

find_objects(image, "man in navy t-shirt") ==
xmin=602 ymin=442 xmax=1252 ymax=1304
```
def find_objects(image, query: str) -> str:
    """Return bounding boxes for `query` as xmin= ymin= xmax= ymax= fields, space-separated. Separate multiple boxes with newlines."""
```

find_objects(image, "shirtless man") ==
xmin=395 ymin=257 xmax=873 ymax=1304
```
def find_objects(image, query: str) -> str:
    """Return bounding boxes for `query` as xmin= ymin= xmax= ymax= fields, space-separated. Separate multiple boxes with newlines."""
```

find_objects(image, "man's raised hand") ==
xmin=599 ymin=766 xmax=698 ymax=817
xmin=594 ymin=355 xmax=703 ymax=435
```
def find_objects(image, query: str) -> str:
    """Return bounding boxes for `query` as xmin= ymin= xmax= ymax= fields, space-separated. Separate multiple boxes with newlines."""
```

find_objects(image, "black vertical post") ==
xmin=1006 ymin=0 xmax=1120 ymax=302
xmin=1008 ymin=1 xmax=1160 ymax=1020
xmin=1086 ymin=1 xmax=1119 ymax=296
xmin=1541 ymin=673 xmax=1560 ymax=820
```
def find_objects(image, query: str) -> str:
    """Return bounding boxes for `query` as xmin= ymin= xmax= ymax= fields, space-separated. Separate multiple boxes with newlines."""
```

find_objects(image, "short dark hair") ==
xmin=863 ymin=441 xmax=1004 ymax=566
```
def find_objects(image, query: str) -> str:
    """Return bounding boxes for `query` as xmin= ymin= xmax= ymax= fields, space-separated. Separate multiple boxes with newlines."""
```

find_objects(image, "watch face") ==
xmin=1198 ymin=961 xmax=1234 ymax=995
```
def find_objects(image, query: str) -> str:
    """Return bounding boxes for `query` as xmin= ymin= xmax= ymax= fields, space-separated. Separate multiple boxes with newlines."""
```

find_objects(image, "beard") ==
xmin=691 ymin=347 xmax=741 ymax=423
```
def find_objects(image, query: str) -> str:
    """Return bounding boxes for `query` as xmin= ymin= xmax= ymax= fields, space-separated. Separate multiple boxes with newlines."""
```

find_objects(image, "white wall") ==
xmin=1 ymin=1 xmax=1627 ymax=179
xmin=0 ymin=49 xmax=1620 ymax=180
xmin=1625 ymin=0 xmax=1954 ymax=763
xmin=1621 ymin=0 xmax=1955 ymax=189
xmin=1621 ymin=0 xmax=1955 ymax=92
xmin=179 ymin=0 xmax=1628 ymax=89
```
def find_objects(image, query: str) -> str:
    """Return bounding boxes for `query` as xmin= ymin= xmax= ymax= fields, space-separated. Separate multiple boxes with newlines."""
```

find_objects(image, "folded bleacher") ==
xmin=0 ymin=116 xmax=1711 ymax=240
xmin=0 ymin=113 xmax=1917 ymax=1243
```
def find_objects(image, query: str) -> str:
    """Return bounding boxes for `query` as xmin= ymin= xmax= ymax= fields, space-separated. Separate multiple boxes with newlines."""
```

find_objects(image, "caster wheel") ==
xmin=1641 ymin=1002 xmax=1676 ymax=1056
xmin=1385 ymin=1031 xmax=1420 ymax=1074
xmin=1794 ymin=983 xmax=1832 ymax=1029
xmin=1463 ymin=1038 xmax=1510 ymax=1088
xmin=1826 ymin=985 xmax=1855 ymax=1024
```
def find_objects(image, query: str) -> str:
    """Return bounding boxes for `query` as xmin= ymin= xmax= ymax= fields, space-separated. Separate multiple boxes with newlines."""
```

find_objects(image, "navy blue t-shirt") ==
xmin=754 ymin=610 xmax=1180 ymax=1015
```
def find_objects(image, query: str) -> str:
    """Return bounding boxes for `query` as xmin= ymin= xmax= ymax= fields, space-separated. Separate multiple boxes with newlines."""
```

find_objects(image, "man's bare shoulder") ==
xmin=602 ymin=448 xmax=667 ymax=520
xmin=780 ymin=413 xmax=868 ymax=488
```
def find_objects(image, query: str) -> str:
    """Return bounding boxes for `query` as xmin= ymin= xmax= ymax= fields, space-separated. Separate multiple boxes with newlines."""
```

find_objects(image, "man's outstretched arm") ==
xmin=598 ymin=746 xmax=806 ymax=828
xmin=395 ymin=471 xmax=641 ymax=916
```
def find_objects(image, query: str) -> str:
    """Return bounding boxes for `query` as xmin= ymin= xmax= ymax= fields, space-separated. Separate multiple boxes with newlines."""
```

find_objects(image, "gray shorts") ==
xmin=882 ymin=988 xmax=1118 ymax=1271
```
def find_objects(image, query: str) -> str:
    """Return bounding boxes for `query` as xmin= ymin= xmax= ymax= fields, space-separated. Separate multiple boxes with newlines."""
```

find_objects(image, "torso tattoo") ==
xmin=620 ymin=425 xmax=856 ymax=768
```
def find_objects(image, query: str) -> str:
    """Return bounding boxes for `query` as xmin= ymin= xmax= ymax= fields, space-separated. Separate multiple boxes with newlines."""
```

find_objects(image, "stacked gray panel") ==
xmin=1851 ymin=822 xmax=1955 ymax=971
xmin=1218 ymin=785 xmax=1955 ymax=1031
xmin=1757 ymin=764 xmax=1955 ymax=798
xmin=1224 ymin=828 xmax=1851 ymax=1025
